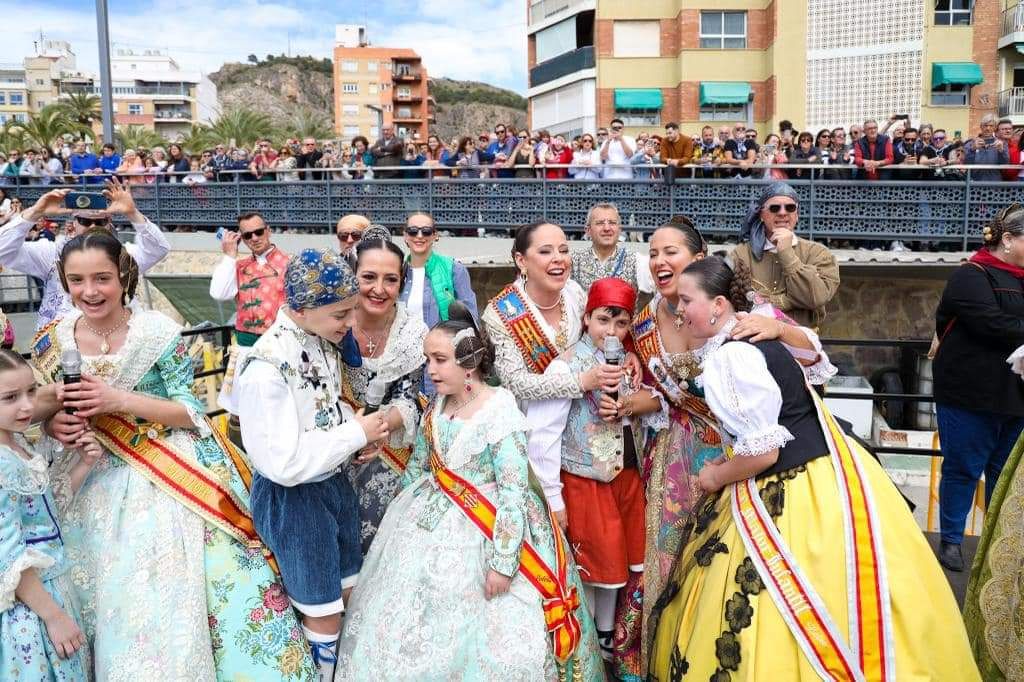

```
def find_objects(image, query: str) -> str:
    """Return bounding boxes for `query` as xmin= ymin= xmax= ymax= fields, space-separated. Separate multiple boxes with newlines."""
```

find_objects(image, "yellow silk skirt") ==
xmin=649 ymin=445 xmax=979 ymax=681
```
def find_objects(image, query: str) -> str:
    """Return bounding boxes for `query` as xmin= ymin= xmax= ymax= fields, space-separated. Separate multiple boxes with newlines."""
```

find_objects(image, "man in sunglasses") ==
xmin=335 ymin=214 xmax=370 ymax=256
xmin=486 ymin=123 xmax=516 ymax=179
xmin=0 ymin=178 xmax=171 ymax=330
xmin=732 ymin=182 xmax=840 ymax=328
xmin=599 ymin=118 xmax=636 ymax=181
xmin=209 ymin=211 xmax=291 ymax=441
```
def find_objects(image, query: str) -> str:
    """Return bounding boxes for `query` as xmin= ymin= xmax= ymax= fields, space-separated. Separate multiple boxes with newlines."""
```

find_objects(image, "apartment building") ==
xmin=5 ymin=40 xmax=216 ymax=140
xmin=528 ymin=0 xmax=1011 ymax=138
xmin=332 ymin=24 xmax=434 ymax=141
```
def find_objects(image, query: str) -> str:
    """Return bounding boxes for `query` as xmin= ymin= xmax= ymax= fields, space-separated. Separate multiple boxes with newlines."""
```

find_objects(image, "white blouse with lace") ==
xmin=697 ymin=320 xmax=795 ymax=458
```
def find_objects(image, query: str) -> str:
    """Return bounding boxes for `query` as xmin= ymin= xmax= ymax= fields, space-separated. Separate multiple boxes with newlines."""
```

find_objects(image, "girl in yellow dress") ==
xmin=649 ymin=256 xmax=978 ymax=681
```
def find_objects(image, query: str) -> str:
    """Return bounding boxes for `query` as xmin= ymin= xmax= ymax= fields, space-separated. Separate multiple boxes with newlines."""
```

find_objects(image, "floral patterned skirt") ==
xmin=62 ymin=454 xmax=316 ymax=681
xmin=649 ymin=449 xmax=977 ymax=681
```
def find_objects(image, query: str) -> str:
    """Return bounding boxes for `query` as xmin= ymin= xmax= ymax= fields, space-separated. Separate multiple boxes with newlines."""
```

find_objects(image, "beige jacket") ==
xmin=732 ymin=238 xmax=840 ymax=328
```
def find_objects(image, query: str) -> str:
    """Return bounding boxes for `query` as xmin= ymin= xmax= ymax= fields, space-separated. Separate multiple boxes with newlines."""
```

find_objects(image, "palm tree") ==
xmin=279 ymin=108 xmax=332 ymax=141
xmin=56 ymin=92 xmax=102 ymax=139
xmin=0 ymin=121 xmax=27 ymax=155
xmin=176 ymin=124 xmax=216 ymax=155
xmin=207 ymin=108 xmax=275 ymax=148
xmin=8 ymin=104 xmax=88 ymax=153
xmin=115 ymin=125 xmax=164 ymax=151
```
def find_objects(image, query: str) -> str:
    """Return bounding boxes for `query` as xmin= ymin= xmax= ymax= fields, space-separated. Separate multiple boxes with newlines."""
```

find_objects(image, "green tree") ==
xmin=0 ymin=121 xmax=27 ymax=155
xmin=247 ymin=54 xmax=258 ymax=64
xmin=8 ymin=104 xmax=89 ymax=153
xmin=115 ymin=125 xmax=164 ymax=151
xmin=176 ymin=124 xmax=217 ymax=155
xmin=279 ymin=108 xmax=332 ymax=141
xmin=55 ymin=92 xmax=102 ymax=139
xmin=207 ymin=108 xmax=276 ymax=148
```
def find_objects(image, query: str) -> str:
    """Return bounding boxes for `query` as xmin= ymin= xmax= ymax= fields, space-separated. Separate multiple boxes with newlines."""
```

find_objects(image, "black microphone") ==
xmin=603 ymin=335 xmax=624 ymax=401
xmin=363 ymin=376 xmax=388 ymax=416
xmin=60 ymin=349 xmax=82 ymax=415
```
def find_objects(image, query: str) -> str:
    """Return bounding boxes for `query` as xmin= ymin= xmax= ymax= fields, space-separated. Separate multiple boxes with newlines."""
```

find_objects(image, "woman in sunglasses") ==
xmin=399 ymin=212 xmax=478 ymax=328
xmin=731 ymin=182 xmax=840 ymax=328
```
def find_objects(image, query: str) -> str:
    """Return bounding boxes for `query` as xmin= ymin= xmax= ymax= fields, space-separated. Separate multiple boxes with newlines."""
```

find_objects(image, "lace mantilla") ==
xmin=55 ymin=308 xmax=181 ymax=391
xmin=732 ymin=424 xmax=795 ymax=458
xmin=431 ymin=387 xmax=528 ymax=470
xmin=0 ymin=437 xmax=49 ymax=495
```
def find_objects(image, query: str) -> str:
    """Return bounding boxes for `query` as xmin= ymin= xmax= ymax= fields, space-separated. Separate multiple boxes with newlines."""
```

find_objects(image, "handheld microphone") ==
xmin=603 ymin=335 xmax=624 ymax=401
xmin=60 ymin=349 xmax=82 ymax=415
xmin=363 ymin=376 xmax=388 ymax=416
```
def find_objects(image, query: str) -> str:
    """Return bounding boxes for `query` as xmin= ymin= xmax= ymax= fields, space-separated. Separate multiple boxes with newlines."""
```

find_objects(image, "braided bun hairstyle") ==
xmin=982 ymin=203 xmax=1024 ymax=249
xmin=681 ymin=255 xmax=753 ymax=313
xmin=58 ymin=229 xmax=140 ymax=305
xmin=431 ymin=301 xmax=495 ymax=378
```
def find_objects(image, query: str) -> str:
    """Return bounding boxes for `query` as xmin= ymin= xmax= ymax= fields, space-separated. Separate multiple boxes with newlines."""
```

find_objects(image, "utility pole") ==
xmin=95 ymin=0 xmax=115 ymax=144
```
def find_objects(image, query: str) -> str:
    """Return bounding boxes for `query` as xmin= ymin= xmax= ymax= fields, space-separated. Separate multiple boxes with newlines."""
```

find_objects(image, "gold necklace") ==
xmin=357 ymin=311 xmax=394 ymax=356
xmin=447 ymin=389 xmax=482 ymax=418
xmin=555 ymin=302 xmax=568 ymax=350
xmin=662 ymin=298 xmax=685 ymax=330
xmin=81 ymin=309 xmax=131 ymax=354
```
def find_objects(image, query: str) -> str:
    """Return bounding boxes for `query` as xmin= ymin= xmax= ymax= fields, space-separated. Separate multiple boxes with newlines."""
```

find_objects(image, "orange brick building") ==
xmin=527 ymin=1 xmax=1011 ymax=139
xmin=332 ymin=24 xmax=434 ymax=142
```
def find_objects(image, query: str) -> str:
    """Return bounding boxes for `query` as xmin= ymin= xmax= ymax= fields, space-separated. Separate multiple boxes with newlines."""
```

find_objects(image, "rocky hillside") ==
xmin=210 ymin=59 xmax=527 ymax=139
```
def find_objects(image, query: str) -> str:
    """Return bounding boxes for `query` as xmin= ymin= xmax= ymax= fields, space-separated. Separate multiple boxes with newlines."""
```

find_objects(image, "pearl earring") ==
xmin=710 ymin=315 xmax=718 ymax=325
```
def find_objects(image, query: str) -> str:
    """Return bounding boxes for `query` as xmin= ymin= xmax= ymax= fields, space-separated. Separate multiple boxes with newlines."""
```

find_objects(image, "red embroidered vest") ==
xmin=234 ymin=247 xmax=289 ymax=335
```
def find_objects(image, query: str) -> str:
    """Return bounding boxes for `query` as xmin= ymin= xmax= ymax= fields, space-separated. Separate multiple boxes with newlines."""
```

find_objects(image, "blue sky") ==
xmin=3 ymin=0 xmax=528 ymax=93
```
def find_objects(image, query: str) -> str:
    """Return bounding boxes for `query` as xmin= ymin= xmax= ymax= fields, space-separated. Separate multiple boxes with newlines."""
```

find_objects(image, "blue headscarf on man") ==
xmin=740 ymin=181 xmax=800 ymax=262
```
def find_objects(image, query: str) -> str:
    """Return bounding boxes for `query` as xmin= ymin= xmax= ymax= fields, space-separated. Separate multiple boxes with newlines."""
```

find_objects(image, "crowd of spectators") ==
xmin=2 ymin=112 xmax=1021 ymax=191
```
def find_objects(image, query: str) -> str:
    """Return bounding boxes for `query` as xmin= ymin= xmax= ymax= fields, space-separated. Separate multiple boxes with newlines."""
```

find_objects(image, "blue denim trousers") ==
xmin=937 ymin=403 xmax=1024 ymax=544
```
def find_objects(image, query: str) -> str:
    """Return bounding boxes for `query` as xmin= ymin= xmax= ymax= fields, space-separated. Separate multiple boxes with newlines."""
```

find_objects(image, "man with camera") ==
xmin=964 ymin=114 xmax=1009 ymax=182
xmin=599 ymin=118 xmax=636 ymax=180
xmin=0 ymin=178 xmax=170 ymax=330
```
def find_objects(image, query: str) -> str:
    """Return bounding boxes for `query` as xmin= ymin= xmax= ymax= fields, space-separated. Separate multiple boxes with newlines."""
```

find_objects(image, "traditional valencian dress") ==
xmin=336 ymin=388 xmax=604 ymax=681
xmin=649 ymin=320 xmax=978 ymax=681
xmin=342 ymin=302 xmax=427 ymax=553
xmin=617 ymin=295 xmax=835 ymax=679
xmin=0 ymin=436 xmax=89 ymax=681
xmin=32 ymin=309 xmax=316 ymax=681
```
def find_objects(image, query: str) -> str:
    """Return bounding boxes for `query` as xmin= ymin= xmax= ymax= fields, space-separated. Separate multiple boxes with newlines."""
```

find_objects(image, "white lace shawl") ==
xmin=698 ymin=322 xmax=795 ymax=457
xmin=361 ymin=303 xmax=427 ymax=447
xmin=431 ymin=387 xmax=528 ymax=471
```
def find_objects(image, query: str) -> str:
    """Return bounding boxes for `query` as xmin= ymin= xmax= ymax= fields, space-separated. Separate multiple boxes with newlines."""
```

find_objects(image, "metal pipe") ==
xmin=95 ymin=0 xmax=116 ymax=145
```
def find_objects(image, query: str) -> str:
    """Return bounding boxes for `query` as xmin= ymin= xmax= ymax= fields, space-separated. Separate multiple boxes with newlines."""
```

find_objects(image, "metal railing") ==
xmin=7 ymin=164 xmax=1023 ymax=246
xmin=1003 ymin=3 xmax=1024 ymax=38
xmin=998 ymin=87 xmax=1024 ymax=118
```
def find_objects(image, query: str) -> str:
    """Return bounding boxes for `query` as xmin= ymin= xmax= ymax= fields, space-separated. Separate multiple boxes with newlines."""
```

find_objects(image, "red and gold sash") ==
xmin=31 ymin=323 xmax=279 ymax=574
xmin=730 ymin=392 xmax=894 ymax=681
xmin=339 ymin=367 xmax=411 ymax=474
xmin=488 ymin=284 xmax=558 ymax=374
xmin=423 ymin=408 xmax=582 ymax=662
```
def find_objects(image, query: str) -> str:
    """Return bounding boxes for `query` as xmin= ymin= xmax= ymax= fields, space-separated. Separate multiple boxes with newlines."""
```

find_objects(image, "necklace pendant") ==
xmin=366 ymin=339 xmax=377 ymax=355
xmin=100 ymin=340 xmax=110 ymax=354
xmin=673 ymin=315 xmax=684 ymax=331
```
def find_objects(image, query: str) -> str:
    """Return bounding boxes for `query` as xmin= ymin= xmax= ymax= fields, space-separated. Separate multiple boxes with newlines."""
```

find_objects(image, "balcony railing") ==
xmin=392 ymin=69 xmax=422 ymax=81
xmin=999 ymin=87 xmax=1024 ymax=118
xmin=8 ymin=168 xmax=1023 ymax=248
xmin=57 ymin=84 xmax=192 ymax=97
xmin=153 ymin=109 xmax=192 ymax=120
xmin=529 ymin=45 xmax=595 ymax=88
xmin=1002 ymin=3 xmax=1024 ymax=42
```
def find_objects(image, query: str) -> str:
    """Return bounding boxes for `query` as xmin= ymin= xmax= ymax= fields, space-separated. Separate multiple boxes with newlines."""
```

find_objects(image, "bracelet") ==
xmin=621 ymin=395 xmax=634 ymax=418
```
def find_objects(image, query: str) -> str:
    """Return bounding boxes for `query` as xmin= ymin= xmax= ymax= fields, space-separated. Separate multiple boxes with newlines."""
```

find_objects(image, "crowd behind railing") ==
xmin=2 ymin=111 xmax=1024 ymax=191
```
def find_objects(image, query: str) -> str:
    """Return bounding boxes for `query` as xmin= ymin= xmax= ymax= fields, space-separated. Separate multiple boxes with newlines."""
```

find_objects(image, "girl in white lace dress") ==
xmin=336 ymin=304 xmax=604 ymax=681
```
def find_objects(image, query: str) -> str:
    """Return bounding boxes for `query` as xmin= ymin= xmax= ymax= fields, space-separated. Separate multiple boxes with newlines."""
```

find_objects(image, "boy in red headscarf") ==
xmin=527 ymin=277 xmax=662 ymax=659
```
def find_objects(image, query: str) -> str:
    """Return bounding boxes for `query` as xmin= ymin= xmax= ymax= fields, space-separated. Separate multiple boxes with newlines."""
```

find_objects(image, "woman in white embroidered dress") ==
xmin=344 ymin=226 xmax=428 ymax=553
xmin=32 ymin=231 xmax=315 ymax=681
xmin=337 ymin=304 xmax=604 ymax=681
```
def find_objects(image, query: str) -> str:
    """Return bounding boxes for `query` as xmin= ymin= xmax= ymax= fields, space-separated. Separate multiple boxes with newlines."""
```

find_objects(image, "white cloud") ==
xmin=0 ymin=0 xmax=527 ymax=92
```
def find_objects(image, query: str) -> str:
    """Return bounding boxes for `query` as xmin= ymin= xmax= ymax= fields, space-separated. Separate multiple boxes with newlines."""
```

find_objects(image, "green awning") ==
xmin=931 ymin=62 xmax=983 ymax=87
xmin=614 ymin=89 xmax=663 ymax=110
xmin=699 ymin=82 xmax=751 ymax=105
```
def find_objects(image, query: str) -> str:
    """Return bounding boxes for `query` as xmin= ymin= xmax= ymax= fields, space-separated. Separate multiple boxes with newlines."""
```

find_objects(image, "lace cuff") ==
xmin=183 ymin=402 xmax=212 ymax=438
xmin=640 ymin=384 xmax=670 ymax=432
xmin=387 ymin=398 xmax=419 ymax=448
xmin=0 ymin=548 xmax=55 ymax=612
xmin=489 ymin=543 xmax=521 ymax=578
xmin=732 ymin=425 xmax=795 ymax=458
